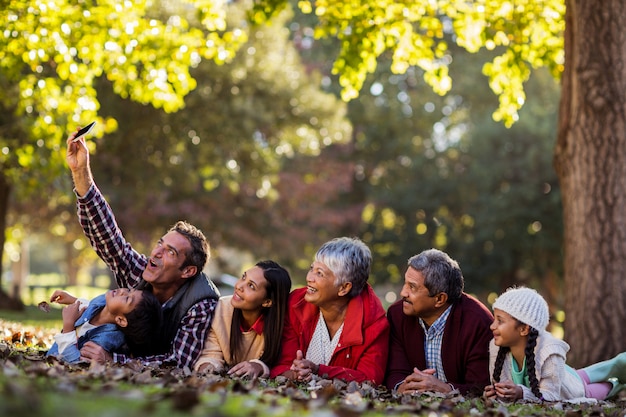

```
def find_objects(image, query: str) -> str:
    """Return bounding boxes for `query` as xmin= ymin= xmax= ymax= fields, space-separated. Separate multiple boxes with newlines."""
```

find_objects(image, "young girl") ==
xmin=484 ymin=286 xmax=626 ymax=402
xmin=46 ymin=288 xmax=162 ymax=363
xmin=194 ymin=260 xmax=292 ymax=378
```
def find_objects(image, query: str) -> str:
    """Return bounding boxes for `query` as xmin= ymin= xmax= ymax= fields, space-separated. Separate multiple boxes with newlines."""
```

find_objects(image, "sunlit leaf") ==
xmin=254 ymin=0 xmax=564 ymax=124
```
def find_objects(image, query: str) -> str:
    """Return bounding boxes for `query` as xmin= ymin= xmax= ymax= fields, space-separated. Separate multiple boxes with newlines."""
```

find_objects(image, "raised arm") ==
xmin=66 ymin=129 xmax=94 ymax=197
xmin=66 ymin=130 xmax=148 ymax=288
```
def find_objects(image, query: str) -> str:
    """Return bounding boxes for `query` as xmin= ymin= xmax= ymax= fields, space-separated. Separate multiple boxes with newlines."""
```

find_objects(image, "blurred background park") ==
xmin=0 ymin=1 xmax=566 ymax=337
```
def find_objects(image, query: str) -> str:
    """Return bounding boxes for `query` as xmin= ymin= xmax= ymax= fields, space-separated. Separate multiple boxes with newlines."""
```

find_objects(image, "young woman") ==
xmin=194 ymin=260 xmax=292 ymax=379
xmin=47 ymin=288 xmax=162 ymax=363
xmin=484 ymin=286 xmax=626 ymax=402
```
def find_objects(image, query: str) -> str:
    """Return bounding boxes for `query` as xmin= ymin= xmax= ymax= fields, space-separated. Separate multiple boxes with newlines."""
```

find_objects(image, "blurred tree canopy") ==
xmin=288 ymin=10 xmax=562 ymax=301
xmin=288 ymin=28 xmax=563 ymax=305
xmin=3 ymin=0 xmax=563 ymax=294
xmin=0 ymin=0 xmax=249 ymax=287
xmin=357 ymin=59 xmax=562 ymax=302
xmin=87 ymin=6 xmax=356 ymax=275
xmin=263 ymin=0 xmax=626 ymax=366
xmin=252 ymin=0 xmax=564 ymax=126
xmin=3 ymin=1 xmax=356 ymax=289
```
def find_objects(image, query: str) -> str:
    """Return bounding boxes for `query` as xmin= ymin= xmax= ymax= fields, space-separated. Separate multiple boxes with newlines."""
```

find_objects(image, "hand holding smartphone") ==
xmin=72 ymin=121 xmax=96 ymax=142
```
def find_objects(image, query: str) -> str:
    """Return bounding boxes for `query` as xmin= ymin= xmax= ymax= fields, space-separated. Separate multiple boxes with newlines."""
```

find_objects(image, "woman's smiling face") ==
xmin=304 ymin=261 xmax=340 ymax=307
xmin=231 ymin=266 xmax=271 ymax=312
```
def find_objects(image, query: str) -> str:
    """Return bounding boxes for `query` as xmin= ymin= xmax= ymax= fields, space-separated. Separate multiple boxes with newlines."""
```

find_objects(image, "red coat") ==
xmin=270 ymin=284 xmax=390 ymax=385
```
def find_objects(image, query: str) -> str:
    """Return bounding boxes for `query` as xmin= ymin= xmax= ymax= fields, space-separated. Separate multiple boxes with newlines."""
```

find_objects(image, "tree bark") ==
xmin=0 ymin=172 xmax=21 ymax=310
xmin=66 ymin=241 xmax=79 ymax=286
xmin=554 ymin=0 xmax=626 ymax=367
xmin=10 ymin=239 xmax=28 ymax=299
xmin=0 ymin=172 xmax=9 ymax=287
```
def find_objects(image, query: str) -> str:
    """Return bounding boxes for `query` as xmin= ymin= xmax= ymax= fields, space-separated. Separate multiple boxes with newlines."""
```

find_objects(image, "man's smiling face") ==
xmin=143 ymin=230 xmax=192 ymax=288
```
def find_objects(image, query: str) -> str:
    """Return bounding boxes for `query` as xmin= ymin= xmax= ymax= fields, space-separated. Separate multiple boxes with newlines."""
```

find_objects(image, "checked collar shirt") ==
xmin=418 ymin=305 xmax=452 ymax=382
xmin=75 ymin=184 xmax=217 ymax=369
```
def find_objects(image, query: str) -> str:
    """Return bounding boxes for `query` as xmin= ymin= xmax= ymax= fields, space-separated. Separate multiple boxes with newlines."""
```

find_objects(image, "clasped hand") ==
xmin=50 ymin=290 xmax=77 ymax=305
xmin=80 ymin=341 xmax=113 ymax=364
xmin=60 ymin=300 xmax=85 ymax=333
xmin=227 ymin=361 xmax=264 ymax=379
xmin=289 ymin=350 xmax=319 ymax=382
xmin=398 ymin=367 xmax=450 ymax=394
xmin=483 ymin=381 xmax=522 ymax=401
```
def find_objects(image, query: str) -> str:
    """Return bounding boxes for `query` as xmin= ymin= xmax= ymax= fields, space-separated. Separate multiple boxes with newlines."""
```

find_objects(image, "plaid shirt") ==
xmin=418 ymin=305 xmax=452 ymax=382
xmin=76 ymin=184 xmax=216 ymax=369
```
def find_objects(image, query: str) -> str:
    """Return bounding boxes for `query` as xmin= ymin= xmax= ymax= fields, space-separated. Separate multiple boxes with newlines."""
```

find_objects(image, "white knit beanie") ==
xmin=492 ymin=287 xmax=549 ymax=330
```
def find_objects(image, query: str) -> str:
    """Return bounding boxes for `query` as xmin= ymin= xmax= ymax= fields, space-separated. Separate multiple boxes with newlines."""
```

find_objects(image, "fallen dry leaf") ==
xmin=0 ymin=318 xmax=625 ymax=417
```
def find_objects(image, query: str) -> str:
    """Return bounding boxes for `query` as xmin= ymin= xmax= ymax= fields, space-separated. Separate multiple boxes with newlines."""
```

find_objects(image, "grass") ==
xmin=1 ymin=274 xmax=110 ymax=331
xmin=1 ymin=316 xmax=625 ymax=417
xmin=0 ymin=305 xmax=63 ymax=329
xmin=20 ymin=285 xmax=110 ymax=307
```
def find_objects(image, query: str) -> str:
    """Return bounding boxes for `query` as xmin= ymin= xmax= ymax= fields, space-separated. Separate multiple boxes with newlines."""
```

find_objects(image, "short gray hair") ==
xmin=315 ymin=237 xmax=372 ymax=298
xmin=407 ymin=248 xmax=464 ymax=304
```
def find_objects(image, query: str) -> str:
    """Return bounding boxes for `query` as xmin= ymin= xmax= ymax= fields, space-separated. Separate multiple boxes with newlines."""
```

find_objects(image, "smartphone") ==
xmin=72 ymin=121 xmax=96 ymax=142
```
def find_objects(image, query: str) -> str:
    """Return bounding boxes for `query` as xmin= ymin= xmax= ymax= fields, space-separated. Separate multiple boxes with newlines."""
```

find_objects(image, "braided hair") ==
xmin=525 ymin=327 xmax=543 ymax=400
xmin=492 ymin=346 xmax=510 ymax=384
xmin=492 ymin=324 xmax=544 ymax=401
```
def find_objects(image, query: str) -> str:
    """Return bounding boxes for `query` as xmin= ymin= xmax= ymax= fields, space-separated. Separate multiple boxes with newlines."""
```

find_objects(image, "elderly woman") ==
xmin=270 ymin=237 xmax=389 ymax=385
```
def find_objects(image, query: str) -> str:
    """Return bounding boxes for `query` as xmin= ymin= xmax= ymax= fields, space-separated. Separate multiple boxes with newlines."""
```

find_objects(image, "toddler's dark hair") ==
xmin=120 ymin=290 xmax=163 ymax=357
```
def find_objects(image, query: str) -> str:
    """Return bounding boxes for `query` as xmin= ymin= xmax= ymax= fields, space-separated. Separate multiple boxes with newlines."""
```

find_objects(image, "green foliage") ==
xmin=2 ymin=0 xmax=566 ymax=302
xmin=75 ymin=5 xmax=354 ymax=279
xmin=253 ymin=0 xmax=565 ymax=126
xmin=0 ymin=1 xmax=251 ymax=286
xmin=1 ymin=1 xmax=354 ymax=286
xmin=0 ymin=0 xmax=246 ymax=193
xmin=291 ymin=24 xmax=562 ymax=297
xmin=363 ymin=57 xmax=561 ymax=297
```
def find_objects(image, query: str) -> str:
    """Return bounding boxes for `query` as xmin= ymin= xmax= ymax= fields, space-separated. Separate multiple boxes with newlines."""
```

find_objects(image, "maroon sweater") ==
xmin=385 ymin=293 xmax=493 ymax=395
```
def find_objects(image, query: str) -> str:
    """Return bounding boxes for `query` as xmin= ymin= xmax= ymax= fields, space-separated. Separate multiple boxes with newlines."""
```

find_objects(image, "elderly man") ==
xmin=385 ymin=249 xmax=493 ymax=395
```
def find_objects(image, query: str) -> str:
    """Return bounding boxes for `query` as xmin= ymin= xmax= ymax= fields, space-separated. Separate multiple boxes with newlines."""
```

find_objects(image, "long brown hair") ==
xmin=229 ymin=260 xmax=291 ymax=367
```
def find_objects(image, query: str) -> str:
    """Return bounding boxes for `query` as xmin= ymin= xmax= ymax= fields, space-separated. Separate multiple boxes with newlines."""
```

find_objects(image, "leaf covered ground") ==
xmin=1 ymin=319 xmax=625 ymax=417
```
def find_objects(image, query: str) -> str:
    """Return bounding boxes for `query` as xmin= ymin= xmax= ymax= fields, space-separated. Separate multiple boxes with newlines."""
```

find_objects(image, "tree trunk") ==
xmin=0 ymin=172 xmax=9 ymax=287
xmin=554 ymin=0 xmax=626 ymax=367
xmin=0 ymin=172 xmax=22 ymax=310
xmin=10 ymin=239 xmax=29 ymax=300
xmin=66 ymin=241 xmax=79 ymax=286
